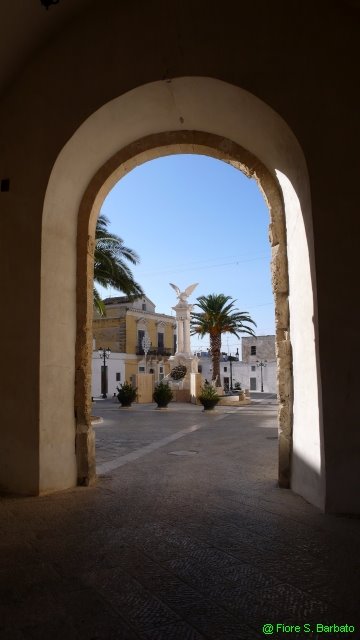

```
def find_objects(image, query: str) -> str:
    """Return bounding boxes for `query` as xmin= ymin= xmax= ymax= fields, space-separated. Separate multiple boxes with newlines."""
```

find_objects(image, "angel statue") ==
xmin=169 ymin=282 xmax=199 ymax=303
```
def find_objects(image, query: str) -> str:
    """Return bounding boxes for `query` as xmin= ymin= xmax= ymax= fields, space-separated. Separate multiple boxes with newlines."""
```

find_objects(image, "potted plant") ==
xmin=153 ymin=380 xmax=174 ymax=408
xmin=198 ymin=382 xmax=220 ymax=411
xmin=116 ymin=381 xmax=137 ymax=407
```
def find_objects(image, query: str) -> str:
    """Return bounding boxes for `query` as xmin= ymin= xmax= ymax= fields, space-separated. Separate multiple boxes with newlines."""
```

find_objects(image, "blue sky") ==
xmin=100 ymin=154 xmax=274 ymax=354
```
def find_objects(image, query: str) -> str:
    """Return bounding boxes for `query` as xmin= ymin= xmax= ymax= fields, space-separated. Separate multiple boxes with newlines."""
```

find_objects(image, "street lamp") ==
xmin=227 ymin=353 xmax=238 ymax=390
xmin=141 ymin=332 xmax=151 ymax=373
xmin=256 ymin=359 xmax=267 ymax=392
xmin=98 ymin=347 xmax=111 ymax=398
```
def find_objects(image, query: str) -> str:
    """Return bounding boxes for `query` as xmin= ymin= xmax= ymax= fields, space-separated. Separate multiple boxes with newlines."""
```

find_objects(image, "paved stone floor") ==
xmin=1 ymin=398 xmax=359 ymax=639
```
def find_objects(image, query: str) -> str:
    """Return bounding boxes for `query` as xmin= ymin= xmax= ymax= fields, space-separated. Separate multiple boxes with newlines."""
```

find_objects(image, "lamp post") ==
xmin=141 ymin=332 xmax=151 ymax=373
xmin=256 ymin=359 xmax=267 ymax=392
xmin=98 ymin=347 xmax=111 ymax=398
xmin=227 ymin=353 xmax=238 ymax=390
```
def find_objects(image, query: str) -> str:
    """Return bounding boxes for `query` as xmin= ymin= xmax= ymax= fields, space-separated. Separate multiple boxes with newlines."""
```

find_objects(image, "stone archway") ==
xmin=75 ymin=131 xmax=292 ymax=489
xmin=41 ymin=78 xmax=324 ymax=509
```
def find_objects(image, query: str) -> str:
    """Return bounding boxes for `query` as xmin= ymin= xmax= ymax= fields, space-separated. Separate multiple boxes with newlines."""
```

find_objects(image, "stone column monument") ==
xmin=170 ymin=282 xmax=198 ymax=357
xmin=168 ymin=283 xmax=199 ymax=400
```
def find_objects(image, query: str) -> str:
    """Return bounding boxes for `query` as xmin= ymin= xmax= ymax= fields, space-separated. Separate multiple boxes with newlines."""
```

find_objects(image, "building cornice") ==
xmin=127 ymin=309 xmax=175 ymax=323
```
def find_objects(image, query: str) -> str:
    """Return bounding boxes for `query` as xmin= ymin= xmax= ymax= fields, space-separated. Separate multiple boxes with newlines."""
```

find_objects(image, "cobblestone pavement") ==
xmin=1 ymin=398 xmax=359 ymax=639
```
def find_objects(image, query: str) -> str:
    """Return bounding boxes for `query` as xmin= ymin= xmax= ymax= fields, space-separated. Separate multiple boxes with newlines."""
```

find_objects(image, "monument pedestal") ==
xmin=168 ymin=353 xmax=199 ymax=402
xmin=173 ymin=388 xmax=191 ymax=403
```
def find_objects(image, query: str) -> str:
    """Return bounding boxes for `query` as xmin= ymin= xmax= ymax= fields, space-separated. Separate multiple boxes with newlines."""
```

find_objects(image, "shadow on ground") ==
xmin=0 ymin=402 xmax=359 ymax=639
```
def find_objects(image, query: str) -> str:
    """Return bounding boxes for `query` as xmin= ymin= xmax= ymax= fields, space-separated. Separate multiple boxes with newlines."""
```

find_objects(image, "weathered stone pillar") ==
xmin=184 ymin=308 xmax=192 ymax=355
xmin=172 ymin=302 xmax=194 ymax=357
xmin=176 ymin=314 xmax=184 ymax=353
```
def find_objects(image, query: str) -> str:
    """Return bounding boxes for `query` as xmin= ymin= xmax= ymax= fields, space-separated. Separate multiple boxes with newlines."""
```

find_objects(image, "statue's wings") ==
xmin=184 ymin=283 xmax=199 ymax=297
xmin=169 ymin=283 xmax=181 ymax=296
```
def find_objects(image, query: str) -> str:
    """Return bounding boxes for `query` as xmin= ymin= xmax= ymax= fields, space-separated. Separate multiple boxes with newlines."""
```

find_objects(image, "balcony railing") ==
xmin=136 ymin=346 xmax=173 ymax=357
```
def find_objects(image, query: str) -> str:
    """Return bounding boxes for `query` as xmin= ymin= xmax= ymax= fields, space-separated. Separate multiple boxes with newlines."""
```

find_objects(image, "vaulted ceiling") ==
xmin=0 ymin=0 xmax=93 ymax=96
xmin=1 ymin=0 xmax=359 ymax=99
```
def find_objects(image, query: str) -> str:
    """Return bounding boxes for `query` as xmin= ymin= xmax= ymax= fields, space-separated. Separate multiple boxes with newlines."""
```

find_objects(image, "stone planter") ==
xmin=200 ymin=399 xmax=219 ymax=411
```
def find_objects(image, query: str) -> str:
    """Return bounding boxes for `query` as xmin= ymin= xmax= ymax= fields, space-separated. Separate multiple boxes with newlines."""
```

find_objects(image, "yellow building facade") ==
xmin=93 ymin=296 xmax=176 ymax=382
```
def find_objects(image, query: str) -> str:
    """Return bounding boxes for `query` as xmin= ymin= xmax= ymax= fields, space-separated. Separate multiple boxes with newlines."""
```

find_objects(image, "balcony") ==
xmin=136 ymin=346 xmax=173 ymax=357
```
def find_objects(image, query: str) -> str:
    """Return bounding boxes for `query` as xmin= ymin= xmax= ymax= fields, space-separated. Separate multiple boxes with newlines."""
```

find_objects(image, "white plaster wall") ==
xmin=91 ymin=352 xmax=126 ymax=398
xmin=198 ymin=358 xmax=277 ymax=393
xmin=41 ymin=77 xmax=322 ymax=506
xmin=276 ymin=171 xmax=324 ymax=505
xmin=231 ymin=364 xmax=253 ymax=392
xmin=246 ymin=362 xmax=277 ymax=394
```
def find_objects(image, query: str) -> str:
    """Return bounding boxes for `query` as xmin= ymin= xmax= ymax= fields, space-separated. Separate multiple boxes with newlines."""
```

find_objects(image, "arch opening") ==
xmin=77 ymin=133 xmax=291 ymax=488
xmin=41 ymin=78 xmax=324 ymax=509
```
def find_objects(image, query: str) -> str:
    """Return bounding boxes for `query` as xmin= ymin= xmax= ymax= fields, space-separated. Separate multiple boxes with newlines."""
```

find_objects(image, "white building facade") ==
xmin=196 ymin=335 xmax=277 ymax=393
xmin=92 ymin=352 xmax=127 ymax=398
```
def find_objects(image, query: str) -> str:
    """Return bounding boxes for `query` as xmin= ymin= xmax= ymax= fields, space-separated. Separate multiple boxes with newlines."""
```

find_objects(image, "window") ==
xmin=139 ymin=366 xmax=145 ymax=373
xmin=142 ymin=302 xmax=146 ymax=310
xmin=159 ymin=366 xmax=164 ymax=373
xmin=138 ymin=329 xmax=145 ymax=349
xmin=251 ymin=345 xmax=257 ymax=355
xmin=198 ymin=365 xmax=202 ymax=373
xmin=116 ymin=372 xmax=121 ymax=381
xmin=251 ymin=365 xmax=256 ymax=372
xmin=158 ymin=332 xmax=164 ymax=349
xmin=224 ymin=366 xmax=227 ymax=372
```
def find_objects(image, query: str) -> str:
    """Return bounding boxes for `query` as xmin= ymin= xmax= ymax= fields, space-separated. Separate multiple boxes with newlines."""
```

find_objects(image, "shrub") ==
xmin=116 ymin=381 xmax=137 ymax=407
xmin=153 ymin=380 xmax=174 ymax=408
xmin=198 ymin=382 xmax=220 ymax=410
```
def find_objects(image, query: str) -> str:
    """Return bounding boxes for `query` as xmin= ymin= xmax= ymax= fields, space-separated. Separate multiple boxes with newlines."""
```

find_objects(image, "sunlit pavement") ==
xmin=1 ymin=398 xmax=359 ymax=639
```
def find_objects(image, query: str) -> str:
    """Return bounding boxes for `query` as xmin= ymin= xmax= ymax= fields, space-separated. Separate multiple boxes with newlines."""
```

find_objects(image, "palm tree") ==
xmin=191 ymin=293 xmax=256 ymax=385
xmin=94 ymin=214 xmax=144 ymax=316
